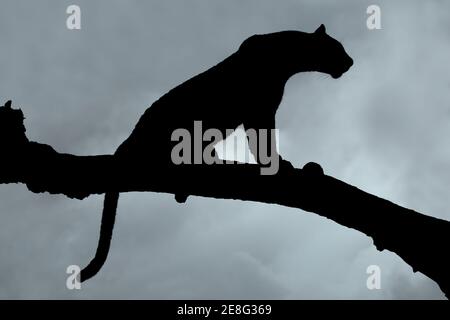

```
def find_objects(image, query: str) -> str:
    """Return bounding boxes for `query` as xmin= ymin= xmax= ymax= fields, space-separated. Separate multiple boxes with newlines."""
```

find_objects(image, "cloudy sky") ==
xmin=0 ymin=0 xmax=449 ymax=299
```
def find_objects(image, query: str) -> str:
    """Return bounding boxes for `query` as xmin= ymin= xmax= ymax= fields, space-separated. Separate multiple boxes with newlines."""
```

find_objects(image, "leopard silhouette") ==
xmin=80 ymin=24 xmax=353 ymax=281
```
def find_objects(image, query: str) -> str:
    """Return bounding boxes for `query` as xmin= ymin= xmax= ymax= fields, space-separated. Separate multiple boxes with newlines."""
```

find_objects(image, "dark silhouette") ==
xmin=1 ymin=26 xmax=449 ymax=298
xmin=82 ymin=25 xmax=353 ymax=282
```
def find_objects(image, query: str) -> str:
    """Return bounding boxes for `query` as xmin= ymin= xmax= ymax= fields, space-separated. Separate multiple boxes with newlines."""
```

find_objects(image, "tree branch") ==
xmin=1 ymin=103 xmax=449 ymax=298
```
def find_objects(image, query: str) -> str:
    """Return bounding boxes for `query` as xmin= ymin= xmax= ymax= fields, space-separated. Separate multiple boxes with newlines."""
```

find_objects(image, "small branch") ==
xmin=1 ymin=103 xmax=449 ymax=298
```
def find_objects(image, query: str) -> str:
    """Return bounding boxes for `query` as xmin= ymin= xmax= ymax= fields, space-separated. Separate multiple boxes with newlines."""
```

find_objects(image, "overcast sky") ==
xmin=0 ymin=0 xmax=449 ymax=299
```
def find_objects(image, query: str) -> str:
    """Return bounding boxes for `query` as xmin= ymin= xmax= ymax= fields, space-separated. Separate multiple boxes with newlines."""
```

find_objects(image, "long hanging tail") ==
xmin=80 ymin=191 xmax=120 ymax=282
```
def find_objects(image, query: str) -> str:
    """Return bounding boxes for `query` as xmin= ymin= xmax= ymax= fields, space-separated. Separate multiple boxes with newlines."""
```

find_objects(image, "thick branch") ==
xmin=1 ymin=104 xmax=449 ymax=298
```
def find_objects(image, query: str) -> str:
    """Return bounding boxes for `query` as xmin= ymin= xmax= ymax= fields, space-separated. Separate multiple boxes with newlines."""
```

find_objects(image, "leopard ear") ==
xmin=314 ymin=24 xmax=326 ymax=34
